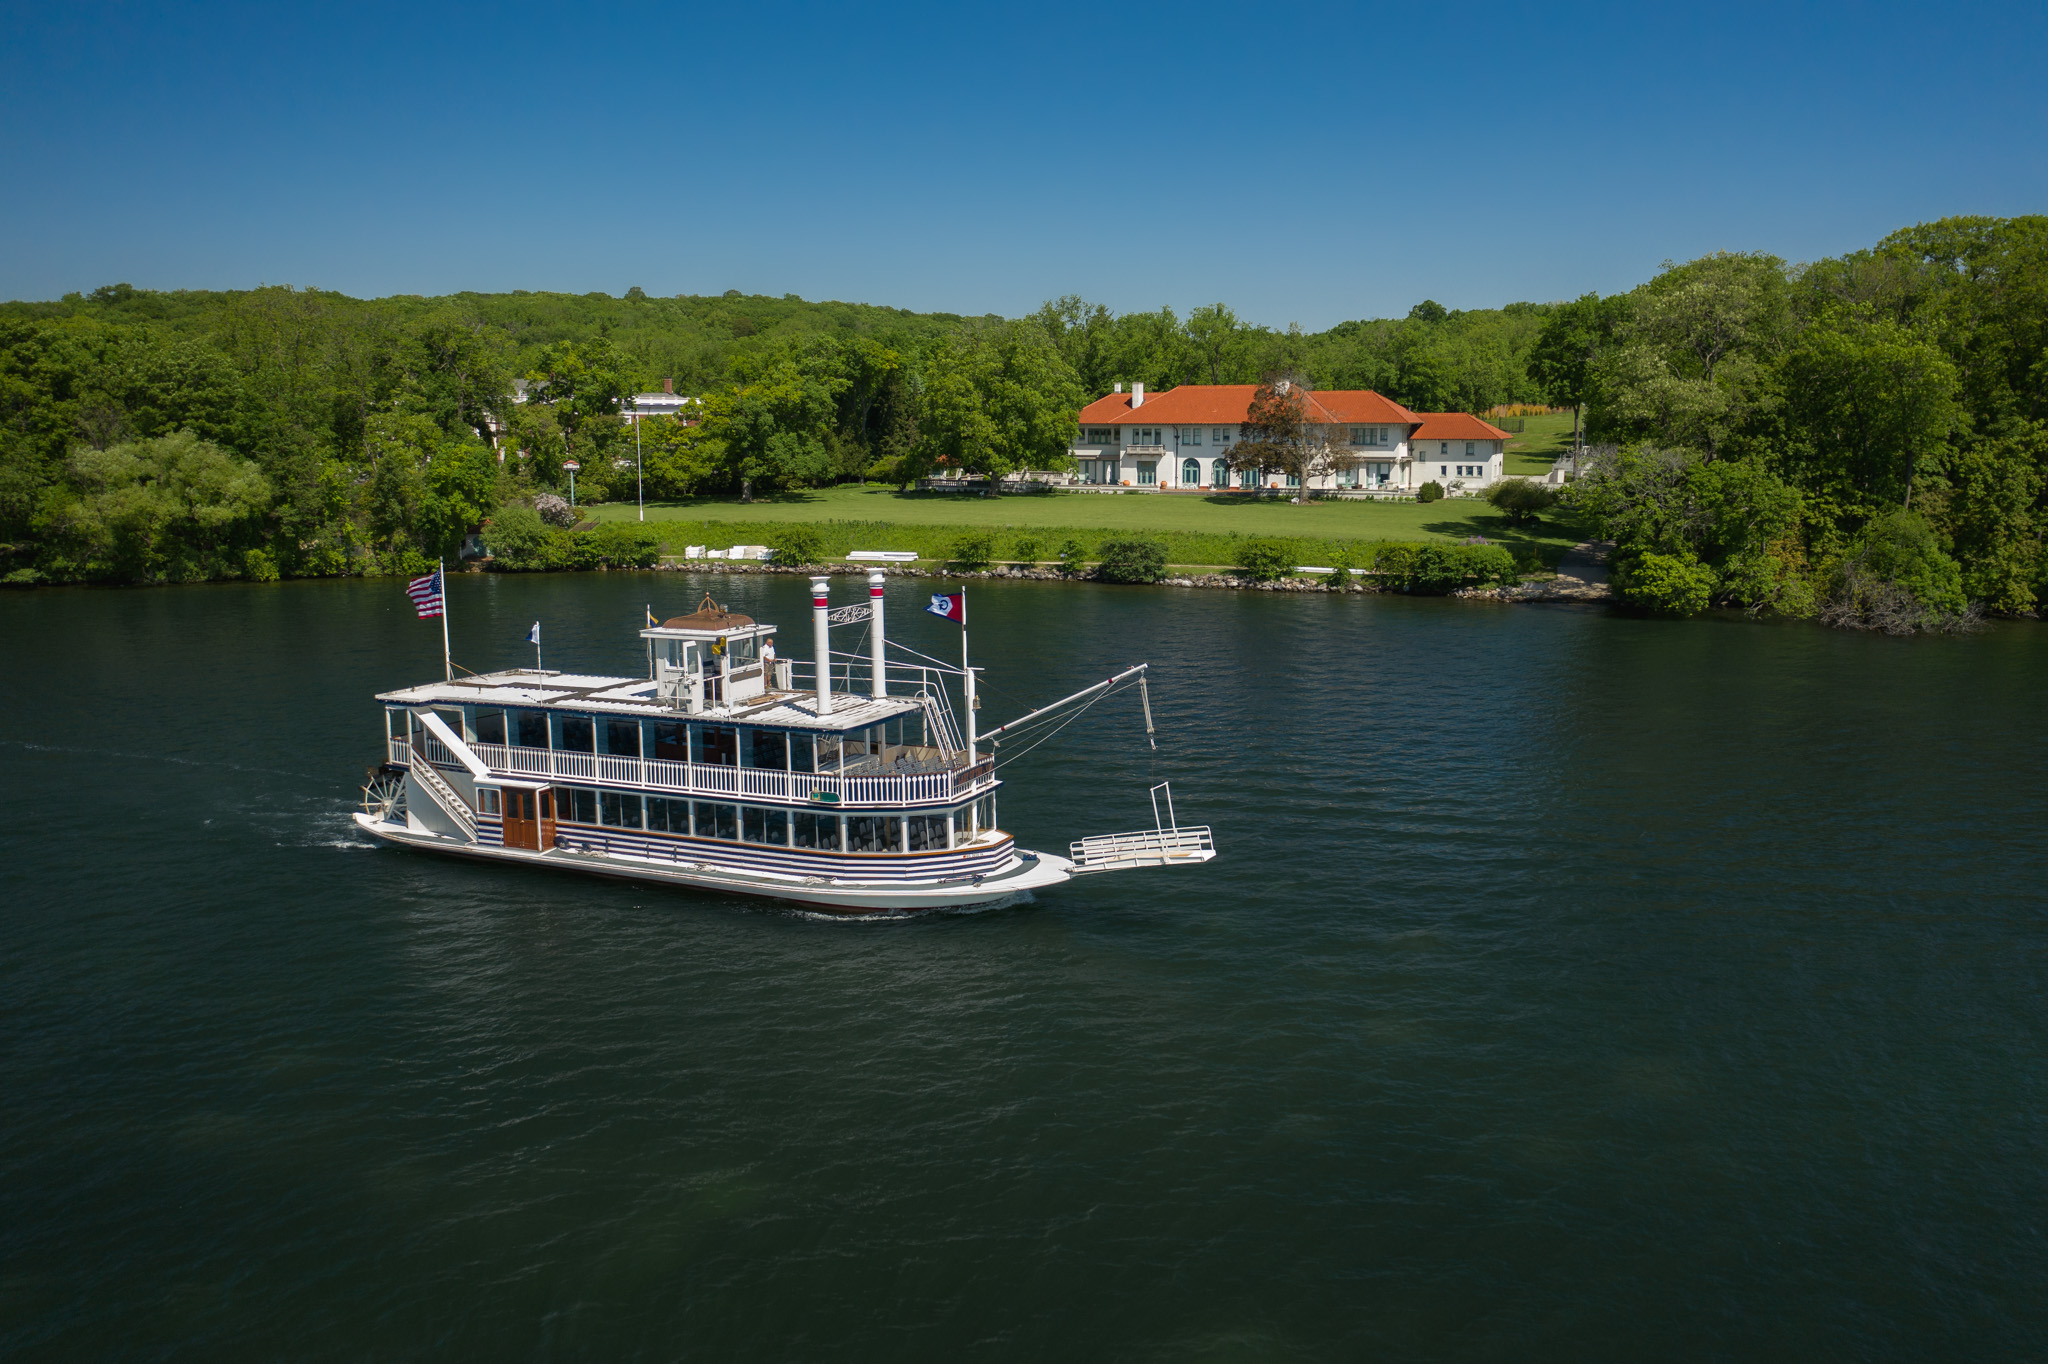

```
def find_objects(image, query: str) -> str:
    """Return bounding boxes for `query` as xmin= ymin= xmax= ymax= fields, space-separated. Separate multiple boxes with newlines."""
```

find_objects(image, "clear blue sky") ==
xmin=3 ymin=0 xmax=2043 ymax=328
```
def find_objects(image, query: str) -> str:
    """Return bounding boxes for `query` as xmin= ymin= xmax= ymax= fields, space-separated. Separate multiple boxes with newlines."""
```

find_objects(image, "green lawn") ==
xmin=582 ymin=484 xmax=1587 ymax=570
xmin=1503 ymin=412 xmax=1581 ymax=476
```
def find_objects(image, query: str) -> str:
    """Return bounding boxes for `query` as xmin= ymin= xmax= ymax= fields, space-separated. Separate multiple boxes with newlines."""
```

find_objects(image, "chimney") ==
xmin=1132 ymin=382 xmax=1145 ymax=408
xmin=1113 ymin=382 xmax=1122 ymax=393
xmin=868 ymin=569 xmax=887 ymax=700
xmin=810 ymin=577 xmax=832 ymax=716
xmin=663 ymin=377 xmax=674 ymax=394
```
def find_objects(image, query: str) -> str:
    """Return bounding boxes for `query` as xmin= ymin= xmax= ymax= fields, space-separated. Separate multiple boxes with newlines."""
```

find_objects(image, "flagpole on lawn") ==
xmin=439 ymin=558 xmax=452 ymax=682
xmin=961 ymin=588 xmax=976 ymax=760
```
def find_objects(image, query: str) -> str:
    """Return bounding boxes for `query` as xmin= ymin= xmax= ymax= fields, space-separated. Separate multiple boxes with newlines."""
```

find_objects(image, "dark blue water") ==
xmin=3 ymin=573 xmax=2045 ymax=1359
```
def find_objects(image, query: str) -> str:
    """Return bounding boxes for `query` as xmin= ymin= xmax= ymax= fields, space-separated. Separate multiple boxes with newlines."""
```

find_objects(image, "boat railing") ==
xmin=461 ymin=741 xmax=995 ymax=808
xmin=1069 ymin=825 xmax=1214 ymax=870
xmin=387 ymin=738 xmax=411 ymax=767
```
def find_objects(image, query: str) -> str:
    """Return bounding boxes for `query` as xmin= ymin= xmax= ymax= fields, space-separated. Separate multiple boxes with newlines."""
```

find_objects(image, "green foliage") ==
xmin=909 ymin=322 xmax=1083 ymax=483
xmin=1056 ymin=536 xmax=1087 ymax=574
xmin=1096 ymin=540 xmax=1168 ymax=583
xmin=1484 ymin=477 xmax=1559 ymax=523
xmin=1234 ymin=539 xmax=1296 ymax=581
xmin=1417 ymin=481 xmax=1444 ymax=503
xmin=766 ymin=523 xmax=827 ymax=565
xmin=1615 ymin=549 xmax=1716 ymax=616
xmin=948 ymin=530 xmax=997 ymax=568
xmin=46 ymin=430 xmax=272 ymax=582
xmin=1820 ymin=513 xmax=1973 ymax=634
xmin=1372 ymin=542 xmax=1519 ymax=593
xmin=1010 ymin=536 xmax=1041 ymax=563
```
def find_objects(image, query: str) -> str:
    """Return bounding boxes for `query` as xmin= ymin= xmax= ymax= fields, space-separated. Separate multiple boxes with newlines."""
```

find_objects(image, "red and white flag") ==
xmin=924 ymin=590 xmax=965 ymax=623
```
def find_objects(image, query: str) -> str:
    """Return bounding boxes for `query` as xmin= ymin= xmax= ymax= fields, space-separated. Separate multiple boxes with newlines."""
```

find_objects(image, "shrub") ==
xmin=1417 ymin=481 xmax=1445 ymax=503
xmin=1819 ymin=511 xmax=1973 ymax=634
xmin=1374 ymin=542 xmax=1520 ymax=594
xmin=1056 ymin=537 xmax=1087 ymax=575
xmin=1011 ymin=536 xmax=1040 ymax=563
xmin=592 ymin=521 xmax=664 ymax=568
xmin=1484 ymin=477 xmax=1559 ymax=524
xmin=1235 ymin=539 xmax=1296 ymax=582
xmin=767 ymin=524 xmax=827 ymax=565
xmin=241 ymin=548 xmax=280 ymax=582
xmin=533 ymin=493 xmax=576 ymax=528
xmin=1097 ymin=540 xmax=1168 ymax=583
xmin=949 ymin=530 xmax=997 ymax=568
xmin=1616 ymin=550 xmax=1716 ymax=616
xmin=485 ymin=506 xmax=549 ymax=561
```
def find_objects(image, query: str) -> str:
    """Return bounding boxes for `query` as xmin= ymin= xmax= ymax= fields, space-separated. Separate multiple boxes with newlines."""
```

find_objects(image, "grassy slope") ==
xmin=1504 ymin=412 xmax=1579 ymax=476
xmin=584 ymin=485 xmax=1586 ymax=568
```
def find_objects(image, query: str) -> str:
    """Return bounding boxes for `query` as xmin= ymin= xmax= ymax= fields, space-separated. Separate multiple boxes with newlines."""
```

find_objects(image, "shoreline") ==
xmin=619 ymin=558 xmax=1617 ymax=604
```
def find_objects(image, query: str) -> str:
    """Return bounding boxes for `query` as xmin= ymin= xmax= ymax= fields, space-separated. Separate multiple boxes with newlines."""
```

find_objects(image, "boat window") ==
xmin=907 ymin=815 xmax=947 ymax=851
xmin=846 ymin=815 xmax=902 ymax=854
xmin=478 ymin=788 xmax=502 ymax=815
xmin=386 ymin=708 xmax=404 ymax=739
xmin=558 ymin=714 xmax=594 ymax=752
xmin=693 ymin=801 xmax=738 ymax=840
xmin=814 ymin=733 xmax=842 ymax=771
xmin=693 ymin=725 xmax=737 ymax=767
xmin=600 ymin=791 xmax=643 ymax=828
xmin=646 ymin=796 xmax=688 ymax=833
xmin=789 ymin=733 xmax=815 ymax=774
xmin=539 ymin=790 xmax=552 ymax=820
xmin=515 ymin=710 xmax=549 ymax=749
xmin=561 ymin=787 xmax=597 ymax=824
xmin=954 ymin=807 xmax=973 ymax=837
xmin=794 ymin=811 xmax=840 ymax=850
xmin=603 ymin=720 xmax=641 ymax=757
xmin=652 ymin=722 xmax=687 ymax=760
xmin=742 ymin=807 xmax=789 ymax=845
xmin=751 ymin=729 xmax=787 ymax=770
xmin=977 ymin=796 xmax=996 ymax=831
xmin=474 ymin=710 xmax=506 ymax=746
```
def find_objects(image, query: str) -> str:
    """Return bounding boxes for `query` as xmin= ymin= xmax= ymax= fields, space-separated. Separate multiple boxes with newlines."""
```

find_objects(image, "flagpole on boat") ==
xmin=439 ymin=557 xmax=452 ymax=682
xmin=962 ymin=588 xmax=976 ymax=760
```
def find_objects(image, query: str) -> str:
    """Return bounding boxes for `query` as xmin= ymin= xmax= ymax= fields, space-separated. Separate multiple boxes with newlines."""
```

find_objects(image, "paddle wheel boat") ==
xmin=352 ymin=573 xmax=1214 ymax=913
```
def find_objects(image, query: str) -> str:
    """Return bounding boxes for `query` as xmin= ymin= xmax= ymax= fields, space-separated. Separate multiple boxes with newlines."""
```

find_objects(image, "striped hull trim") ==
xmin=545 ymin=826 xmax=1014 ymax=883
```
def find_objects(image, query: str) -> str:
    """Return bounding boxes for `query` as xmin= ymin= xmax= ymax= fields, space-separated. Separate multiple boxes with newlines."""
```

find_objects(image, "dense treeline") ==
xmin=1544 ymin=216 xmax=2048 ymax=627
xmin=6 ymin=216 xmax=2044 ymax=630
xmin=0 ymin=281 xmax=1551 ymax=585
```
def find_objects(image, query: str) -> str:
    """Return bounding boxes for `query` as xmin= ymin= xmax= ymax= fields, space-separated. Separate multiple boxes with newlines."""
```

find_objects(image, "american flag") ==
xmin=406 ymin=568 xmax=445 ymax=619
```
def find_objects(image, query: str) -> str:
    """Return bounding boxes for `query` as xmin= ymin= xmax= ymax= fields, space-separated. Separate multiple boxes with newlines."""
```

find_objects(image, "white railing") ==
xmin=1069 ymin=825 xmax=1213 ymax=871
xmin=387 ymin=738 xmax=411 ymax=766
xmin=410 ymin=751 xmax=477 ymax=841
xmin=463 ymin=741 xmax=993 ymax=808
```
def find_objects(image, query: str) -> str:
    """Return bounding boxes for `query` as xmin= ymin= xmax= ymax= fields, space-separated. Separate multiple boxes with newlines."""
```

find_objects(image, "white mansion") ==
xmin=1071 ymin=383 xmax=1512 ymax=492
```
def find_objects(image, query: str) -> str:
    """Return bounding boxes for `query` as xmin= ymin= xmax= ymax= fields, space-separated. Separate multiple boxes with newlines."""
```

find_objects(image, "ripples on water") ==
xmin=2 ymin=574 xmax=2045 ymax=1359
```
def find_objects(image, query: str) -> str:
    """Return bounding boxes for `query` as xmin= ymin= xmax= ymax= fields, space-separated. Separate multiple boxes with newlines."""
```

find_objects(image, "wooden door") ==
xmin=538 ymin=788 xmax=558 ymax=850
xmin=501 ymin=788 xmax=539 ymax=850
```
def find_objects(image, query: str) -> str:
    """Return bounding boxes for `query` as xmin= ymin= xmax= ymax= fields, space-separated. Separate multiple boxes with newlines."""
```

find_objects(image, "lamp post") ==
xmin=635 ymin=399 xmax=644 ymax=522
xmin=564 ymin=460 xmax=581 ymax=507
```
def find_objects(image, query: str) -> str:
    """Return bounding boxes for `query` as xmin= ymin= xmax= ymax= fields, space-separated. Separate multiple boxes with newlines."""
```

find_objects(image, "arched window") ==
xmin=1181 ymin=458 xmax=1200 ymax=485
xmin=1238 ymin=467 xmax=1257 ymax=489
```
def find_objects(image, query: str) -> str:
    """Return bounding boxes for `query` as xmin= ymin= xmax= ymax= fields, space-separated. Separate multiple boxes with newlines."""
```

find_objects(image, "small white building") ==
xmin=626 ymin=378 xmax=698 ymax=424
xmin=1071 ymin=384 xmax=1511 ymax=493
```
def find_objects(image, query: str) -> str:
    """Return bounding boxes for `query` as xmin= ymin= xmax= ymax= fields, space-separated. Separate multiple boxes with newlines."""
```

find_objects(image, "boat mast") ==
xmin=962 ymin=589 xmax=977 ymax=759
xmin=439 ymin=557 xmax=452 ymax=683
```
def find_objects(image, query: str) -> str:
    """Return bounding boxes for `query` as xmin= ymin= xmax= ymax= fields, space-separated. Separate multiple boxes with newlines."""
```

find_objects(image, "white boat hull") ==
xmin=350 ymin=812 xmax=1076 ymax=913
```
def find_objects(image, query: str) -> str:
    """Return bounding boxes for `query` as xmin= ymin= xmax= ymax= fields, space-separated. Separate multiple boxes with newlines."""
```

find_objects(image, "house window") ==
xmin=1084 ymin=427 xmax=1114 ymax=444
xmin=1465 ymin=441 xmax=1476 ymax=456
xmin=1336 ymin=466 xmax=1358 ymax=488
xmin=1440 ymin=466 xmax=1448 ymax=476
xmin=1440 ymin=442 xmax=1450 ymax=455
xmin=1137 ymin=462 xmax=1157 ymax=485
xmin=1213 ymin=459 xmax=1231 ymax=486
xmin=1348 ymin=426 xmax=1369 ymax=445
xmin=1285 ymin=473 xmax=1300 ymax=488
xmin=1214 ymin=426 xmax=1231 ymax=444
xmin=1367 ymin=462 xmax=1392 ymax=487
xmin=1181 ymin=458 xmax=1200 ymax=484
xmin=1182 ymin=426 xmax=1201 ymax=446
xmin=1131 ymin=427 xmax=1160 ymax=447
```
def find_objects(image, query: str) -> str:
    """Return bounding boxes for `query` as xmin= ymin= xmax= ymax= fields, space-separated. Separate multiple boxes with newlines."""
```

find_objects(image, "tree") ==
xmin=1527 ymin=293 xmax=1611 ymax=448
xmin=692 ymin=362 xmax=839 ymax=498
xmin=1223 ymin=373 xmax=1346 ymax=500
xmin=524 ymin=339 xmax=628 ymax=458
xmin=1484 ymin=477 xmax=1559 ymax=524
xmin=909 ymin=323 xmax=1082 ymax=485
xmin=1591 ymin=252 xmax=1792 ymax=457
xmin=1779 ymin=313 xmax=1961 ymax=514
xmin=1185 ymin=303 xmax=1249 ymax=384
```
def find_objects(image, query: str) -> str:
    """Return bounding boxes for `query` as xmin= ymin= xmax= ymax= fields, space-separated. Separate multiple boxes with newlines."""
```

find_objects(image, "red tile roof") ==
xmin=1076 ymin=385 xmax=1420 ymax=427
xmin=1410 ymin=412 xmax=1512 ymax=441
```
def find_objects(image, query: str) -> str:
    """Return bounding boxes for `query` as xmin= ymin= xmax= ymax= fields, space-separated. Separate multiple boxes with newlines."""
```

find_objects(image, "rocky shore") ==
xmin=634 ymin=555 xmax=1616 ymax=603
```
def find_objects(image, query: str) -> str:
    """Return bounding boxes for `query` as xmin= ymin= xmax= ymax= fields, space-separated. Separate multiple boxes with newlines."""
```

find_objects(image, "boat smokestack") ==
xmin=868 ymin=569 xmax=887 ymax=699
xmin=810 ymin=576 xmax=832 ymax=716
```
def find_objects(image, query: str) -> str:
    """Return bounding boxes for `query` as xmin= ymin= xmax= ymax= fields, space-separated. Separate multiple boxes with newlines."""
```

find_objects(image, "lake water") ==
xmin=3 ymin=572 xmax=2045 ymax=1359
